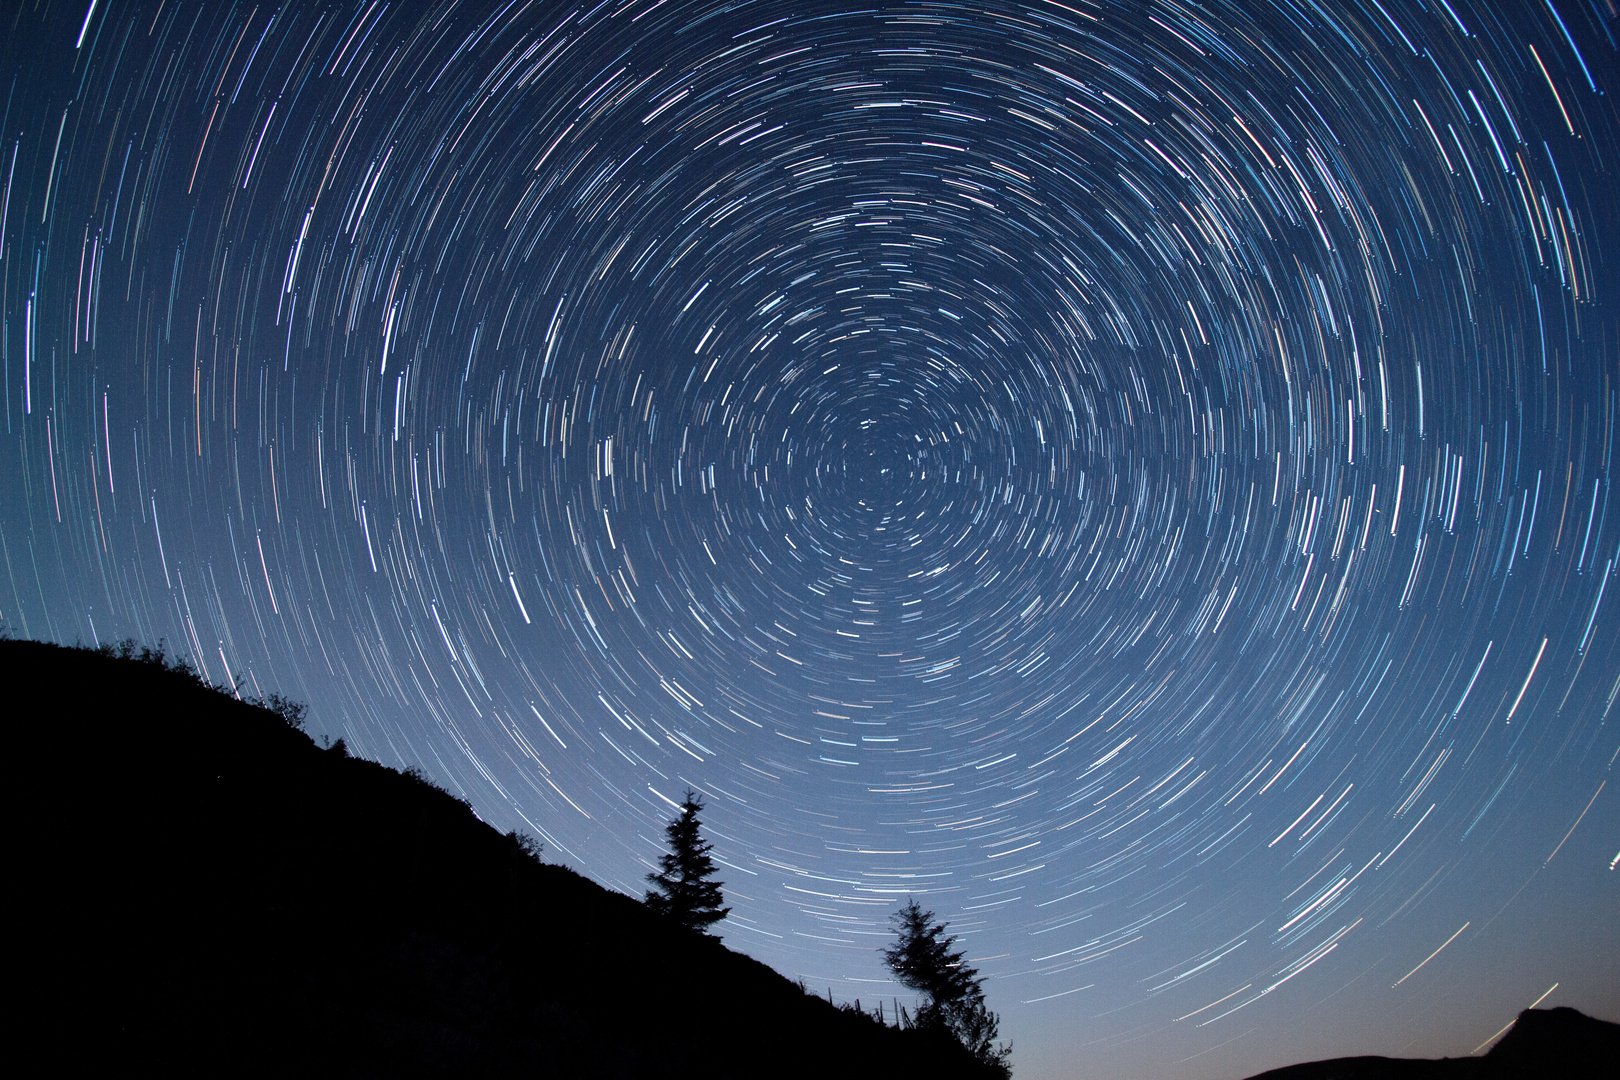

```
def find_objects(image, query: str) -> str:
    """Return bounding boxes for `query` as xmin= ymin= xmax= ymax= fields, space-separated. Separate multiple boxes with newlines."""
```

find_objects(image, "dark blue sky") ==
xmin=1 ymin=2 xmax=1615 ymax=1077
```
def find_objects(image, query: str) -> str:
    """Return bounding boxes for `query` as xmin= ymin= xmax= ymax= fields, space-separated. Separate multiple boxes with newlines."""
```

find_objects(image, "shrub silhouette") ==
xmin=261 ymin=691 xmax=307 ymax=730
xmin=507 ymin=830 xmax=544 ymax=862
xmin=94 ymin=636 xmax=312 ymax=730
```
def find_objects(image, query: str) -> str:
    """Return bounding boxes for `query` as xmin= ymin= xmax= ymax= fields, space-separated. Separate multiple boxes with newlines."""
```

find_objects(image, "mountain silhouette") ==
xmin=1241 ymin=1006 xmax=1619 ymax=1080
xmin=7 ymin=638 xmax=1004 ymax=1078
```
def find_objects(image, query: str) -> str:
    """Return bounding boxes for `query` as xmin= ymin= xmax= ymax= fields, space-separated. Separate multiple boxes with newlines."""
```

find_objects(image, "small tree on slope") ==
xmin=644 ymin=790 xmax=730 ymax=935
xmin=882 ymin=898 xmax=1012 ymax=1076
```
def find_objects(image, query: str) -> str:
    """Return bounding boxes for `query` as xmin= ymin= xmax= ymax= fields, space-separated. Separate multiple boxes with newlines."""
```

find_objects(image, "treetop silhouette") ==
xmin=645 ymin=789 xmax=730 ymax=935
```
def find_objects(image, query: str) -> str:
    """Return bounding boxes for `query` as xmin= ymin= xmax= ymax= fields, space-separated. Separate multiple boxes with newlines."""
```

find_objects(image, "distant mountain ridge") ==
xmin=1241 ymin=1007 xmax=1619 ymax=1080
xmin=8 ymin=638 xmax=1002 ymax=1078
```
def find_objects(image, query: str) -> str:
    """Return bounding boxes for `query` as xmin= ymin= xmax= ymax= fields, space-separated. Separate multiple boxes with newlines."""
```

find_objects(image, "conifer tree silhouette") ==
xmin=882 ymin=898 xmax=1012 ymax=1076
xmin=644 ymin=790 xmax=730 ymax=935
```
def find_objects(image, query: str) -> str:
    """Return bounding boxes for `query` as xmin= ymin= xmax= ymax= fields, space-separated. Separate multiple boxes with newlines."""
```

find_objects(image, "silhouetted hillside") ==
xmin=1241 ymin=1006 xmax=1619 ymax=1080
xmin=8 ymin=638 xmax=1004 ymax=1078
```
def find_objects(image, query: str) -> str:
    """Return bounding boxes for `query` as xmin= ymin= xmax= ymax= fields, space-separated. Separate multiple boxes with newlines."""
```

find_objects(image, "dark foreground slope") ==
xmin=1242 ymin=1006 xmax=1619 ymax=1080
xmin=7 ymin=639 xmax=1000 ymax=1079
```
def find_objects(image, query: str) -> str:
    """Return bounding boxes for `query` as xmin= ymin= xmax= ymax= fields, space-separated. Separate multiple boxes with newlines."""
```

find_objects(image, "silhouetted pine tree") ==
xmin=644 ymin=790 xmax=730 ymax=935
xmin=882 ymin=898 xmax=1012 ymax=1076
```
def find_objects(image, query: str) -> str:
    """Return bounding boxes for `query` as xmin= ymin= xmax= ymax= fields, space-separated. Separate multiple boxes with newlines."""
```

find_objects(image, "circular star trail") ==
xmin=2 ymin=3 xmax=1615 ymax=1077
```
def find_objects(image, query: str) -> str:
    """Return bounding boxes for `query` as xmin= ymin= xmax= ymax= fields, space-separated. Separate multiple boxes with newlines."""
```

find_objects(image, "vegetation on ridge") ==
xmin=884 ymin=898 xmax=1012 ymax=1074
xmin=8 ymin=636 xmax=1008 ymax=1079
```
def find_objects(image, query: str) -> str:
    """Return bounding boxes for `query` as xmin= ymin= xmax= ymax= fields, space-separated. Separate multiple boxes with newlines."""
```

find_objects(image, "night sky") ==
xmin=2 ymin=1 xmax=1616 ymax=1076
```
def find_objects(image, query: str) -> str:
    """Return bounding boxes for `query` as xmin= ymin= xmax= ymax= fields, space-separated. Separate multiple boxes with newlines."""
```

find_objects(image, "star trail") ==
xmin=1 ymin=2 xmax=1615 ymax=1076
